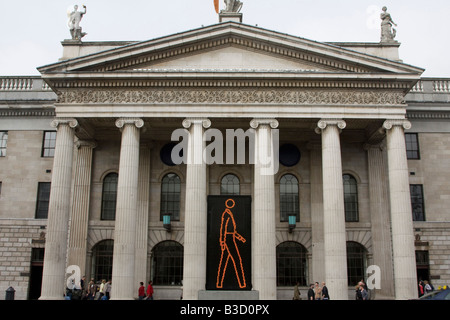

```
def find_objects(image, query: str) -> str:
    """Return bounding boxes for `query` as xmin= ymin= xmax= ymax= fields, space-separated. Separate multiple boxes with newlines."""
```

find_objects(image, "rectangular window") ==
xmin=405 ymin=133 xmax=420 ymax=159
xmin=0 ymin=131 xmax=8 ymax=157
xmin=42 ymin=131 xmax=57 ymax=157
xmin=410 ymin=184 xmax=425 ymax=221
xmin=35 ymin=182 xmax=51 ymax=219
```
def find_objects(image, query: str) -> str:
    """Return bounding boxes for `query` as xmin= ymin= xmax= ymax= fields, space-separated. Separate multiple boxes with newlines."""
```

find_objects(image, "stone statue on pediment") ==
xmin=223 ymin=0 xmax=243 ymax=13
xmin=68 ymin=4 xmax=87 ymax=41
xmin=380 ymin=6 xmax=397 ymax=42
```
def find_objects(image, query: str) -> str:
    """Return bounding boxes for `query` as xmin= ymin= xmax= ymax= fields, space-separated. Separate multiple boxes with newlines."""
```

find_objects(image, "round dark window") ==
xmin=279 ymin=144 xmax=301 ymax=167
xmin=160 ymin=142 xmax=183 ymax=166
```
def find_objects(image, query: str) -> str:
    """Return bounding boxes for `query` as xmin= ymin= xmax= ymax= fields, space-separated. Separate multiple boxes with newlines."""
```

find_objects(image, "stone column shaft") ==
xmin=250 ymin=118 xmax=279 ymax=300
xmin=111 ymin=118 xmax=143 ymax=300
xmin=182 ymin=118 xmax=211 ymax=300
xmin=40 ymin=118 xmax=78 ymax=300
xmin=134 ymin=146 xmax=151 ymax=286
xmin=365 ymin=142 xmax=395 ymax=298
xmin=316 ymin=119 xmax=348 ymax=300
xmin=383 ymin=120 xmax=418 ymax=300
xmin=67 ymin=140 xmax=96 ymax=277
xmin=309 ymin=143 xmax=325 ymax=283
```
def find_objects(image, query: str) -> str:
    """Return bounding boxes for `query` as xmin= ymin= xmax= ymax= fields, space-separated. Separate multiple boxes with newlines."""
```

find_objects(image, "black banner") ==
xmin=206 ymin=196 xmax=252 ymax=291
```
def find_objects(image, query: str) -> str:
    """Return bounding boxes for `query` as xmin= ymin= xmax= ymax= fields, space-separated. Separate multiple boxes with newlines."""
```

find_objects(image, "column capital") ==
xmin=250 ymin=118 xmax=279 ymax=129
xmin=315 ymin=119 xmax=346 ymax=134
xmin=382 ymin=119 xmax=412 ymax=131
xmin=50 ymin=118 xmax=78 ymax=129
xmin=182 ymin=118 xmax=211 ymax=129
xmin=115 ymin=118 xmax=144 ymax=129
xmin=75 ymin=139 xmax=97 ymax=149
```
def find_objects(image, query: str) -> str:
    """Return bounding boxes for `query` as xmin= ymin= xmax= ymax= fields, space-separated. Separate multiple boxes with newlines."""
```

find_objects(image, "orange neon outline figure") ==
xmin=216 ymin=198 xmax=247 ymax=289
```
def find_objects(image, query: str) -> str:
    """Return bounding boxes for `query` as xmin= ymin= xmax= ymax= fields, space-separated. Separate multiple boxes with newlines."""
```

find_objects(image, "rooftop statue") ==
xmin=68 ymin=5 xmax=87 ymax=41
xmin=380 ymin=6 xmax=397 ymax=42
xmin=223 ymin=0 xmax=243 ymax=13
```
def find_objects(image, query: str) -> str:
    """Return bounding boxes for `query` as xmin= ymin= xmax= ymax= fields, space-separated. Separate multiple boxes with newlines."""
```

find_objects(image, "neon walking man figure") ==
xmin=216 ymin=199 xmax=247 ymax=289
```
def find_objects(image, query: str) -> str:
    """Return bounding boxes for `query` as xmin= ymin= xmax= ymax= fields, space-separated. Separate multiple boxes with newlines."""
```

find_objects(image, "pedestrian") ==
xmin=80 ymin=275 xmax=87 ymax=300
xmin=424 ymin=280 xmax=433 ymax=294
xmin=418 ymin=280 xmax=424 ymax=297
xmin=307 ymin=284 xmax=315 ymax=300
xmin=138 ymin=282 xmax=146 ymax=300
xmin=355 ymin=283 xmax=363 ymax=300
xmin=360 ymin=285 xmax=369 ymax=300
xmin=293 ymin=281 xmax=301 ymax=300
xmin=321 ymin=282 xmax=329 ymax=300
xmin=105 ymin=279 xmax=112 ymax=300
xmin=146 ymin=280 xmax=154 ymax=300
xmin=314 ymin=282 xmax=322 ymax=300
xmin=87 ymin=278 xmax=97 ymax=300
xmin=98 ymin=279 xmax=106 ymax=300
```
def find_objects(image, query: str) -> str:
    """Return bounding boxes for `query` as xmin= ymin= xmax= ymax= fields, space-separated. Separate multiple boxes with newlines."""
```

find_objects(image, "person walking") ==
xmin=138 ymin=282 xmax=146 ymax=300
xmin=146 ymin=281 xmax=154 ymax=300
xmin=98 ymin=279 xmax=106 ymax=300
xmin=321 ymin=282 xmax=329 ymax=300
xmin=87 ymin=279 xmax=97 ymax=300
xmin=307 ymin=284 xmax=315 ymax=300
xmin=293 ymin=281 xmax=301 ymax=300
xmin=314 ymin=282 xmax=322 ymax=300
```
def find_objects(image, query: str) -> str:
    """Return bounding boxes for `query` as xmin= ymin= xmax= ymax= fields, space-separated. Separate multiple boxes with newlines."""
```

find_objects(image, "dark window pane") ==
xmin=280 ymin=174 xmax=299 ymax=222
xmin=101 ymin=173 xmax=118 ymax=220
xmin=160 ymin=173 xmax=181 ymax=221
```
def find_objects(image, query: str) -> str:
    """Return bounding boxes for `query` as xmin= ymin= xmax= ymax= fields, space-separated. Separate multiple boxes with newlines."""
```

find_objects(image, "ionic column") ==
xmin=250 ymin=118 xmax=279 ymax=300
xmin=383 ymin=120 xmax=418 ymax=300
xmin=182 ymin=118 xmax=211 ymax=300
xmin=365 ymin=142 xmax=395 ymax=298
xmin=308 ymin=142 xmax=325 ymax=283
xmin=111 ymin=118 xmax=144 ymax=300
xmin=40 ymin=118 xmax=78 ymax=300
xmin=67 ymin=139 xmax=97 ymax=277
xmin=315 ymin=119 xmax=348 ymax=300
xmin=134 ymin=145 xmax=151 ymax=286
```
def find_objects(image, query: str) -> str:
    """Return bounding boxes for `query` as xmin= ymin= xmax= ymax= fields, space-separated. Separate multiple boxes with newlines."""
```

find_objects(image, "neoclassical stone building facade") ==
xmin=1 ymin=15 xmax=450 ymax=300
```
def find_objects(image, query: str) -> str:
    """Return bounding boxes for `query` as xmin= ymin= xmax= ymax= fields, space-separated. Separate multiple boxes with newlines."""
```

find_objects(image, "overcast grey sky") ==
xmin=1 ymin=0 xmax=449 ymax=77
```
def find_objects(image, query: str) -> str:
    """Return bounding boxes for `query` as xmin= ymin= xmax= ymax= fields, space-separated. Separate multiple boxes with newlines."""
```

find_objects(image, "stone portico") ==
xmin=35 ymin=20 xmax=424 ymax=300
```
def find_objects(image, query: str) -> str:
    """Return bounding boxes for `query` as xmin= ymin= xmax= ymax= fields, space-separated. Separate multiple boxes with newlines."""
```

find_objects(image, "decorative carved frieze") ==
xmin=57 ymin=88 xmax=405 ymax=106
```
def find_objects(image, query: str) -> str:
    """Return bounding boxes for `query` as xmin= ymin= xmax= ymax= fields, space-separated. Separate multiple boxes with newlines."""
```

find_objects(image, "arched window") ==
xmin=151 ymin=241 xmax=184 ymax=286
xmin=280 ymin=174 xmax=299 ymax=222
xmin=347 ymin=241 xmax=367 ymax=286
xmin=160 ymin=173 xmax=181 ymax=221
xmin=343 ymin=174 xmax=359 ymax=222
xmin=276 ymin=241 xmax=308 ymax=286
xmin=91 ymin=240 xmax=114 ymax=282
xmin=220 ymin=174 xmax=240 ymax=195
xmin=101 ymin=173 xmax=118 ymax=220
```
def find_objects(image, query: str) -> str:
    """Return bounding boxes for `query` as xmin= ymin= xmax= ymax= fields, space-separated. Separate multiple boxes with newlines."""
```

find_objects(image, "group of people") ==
xmin=138 ymin=281 xmax=154 ymax=300
xmin=293 ymin=281 xmax=330 ymax=300
xmin=355 ymin=280 xmax=370 ymax=300
xmin=66 ymin=276 xmax=111 ymax=300
xmin=418 ymin=280 xmax=434 ymax=297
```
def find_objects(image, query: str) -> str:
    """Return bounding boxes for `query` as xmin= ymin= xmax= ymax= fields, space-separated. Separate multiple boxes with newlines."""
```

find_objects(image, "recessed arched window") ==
xmin=220 ymin=174 xmax=240 ymax=195
xmin=343 ymin=174 xmax=359 ymax=222
xmin=101 ymin=173 xmax=118 ymax=220
xmin=160 ymin=173 xmax=181 ymax=221
xmin=151 ymin=241 xmax=184 ymax=286
xmin=91 ymin=240 xmax=114 ymax=282
xmin=276 ymin=241 xmax=308 ymax=286
xmin=347 ymin=241 xmax=367 ymax=286
xmin=280 ymin=174 xmax=299 ymax=222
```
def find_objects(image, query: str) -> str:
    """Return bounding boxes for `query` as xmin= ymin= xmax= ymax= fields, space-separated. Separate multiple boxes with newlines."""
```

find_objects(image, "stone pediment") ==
xmin=39 ymin=22 xmax=423 ymax=77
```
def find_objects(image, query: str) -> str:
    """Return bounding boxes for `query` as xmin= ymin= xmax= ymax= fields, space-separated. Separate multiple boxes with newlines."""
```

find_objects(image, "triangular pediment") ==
xmin=39 ymin=22 xmax=424 ymax=82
